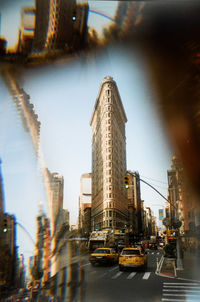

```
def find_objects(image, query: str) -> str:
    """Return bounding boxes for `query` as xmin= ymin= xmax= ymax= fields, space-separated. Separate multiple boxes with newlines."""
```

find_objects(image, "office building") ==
xmin=46 ymin=169 xmax=64 ymax=233
xmin=79 ymin=173 xmax=92 ymax=234
xmin=72 ymin=2 xmax=89 ymax=49
xmin=90 ymin=76 xmax=128 ymax=231
xmin=45 ymin=0 xmax=76 ymax=50
xmin=33 ymin=0 xmax=50 ymax=51
xmin=30 ymin=205 xmax=51 ymax=287
xmin=126 ymin=171 xmax=143 ymax=237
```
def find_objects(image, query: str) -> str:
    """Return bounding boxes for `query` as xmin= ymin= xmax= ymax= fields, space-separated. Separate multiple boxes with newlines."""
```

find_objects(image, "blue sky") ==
xmin=0 ymin=44 xmax=173 ymax=264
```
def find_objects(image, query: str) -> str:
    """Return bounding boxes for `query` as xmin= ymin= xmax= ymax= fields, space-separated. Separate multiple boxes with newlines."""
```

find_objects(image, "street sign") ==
xmin=159 ymin=209 xmax=164 ymax=220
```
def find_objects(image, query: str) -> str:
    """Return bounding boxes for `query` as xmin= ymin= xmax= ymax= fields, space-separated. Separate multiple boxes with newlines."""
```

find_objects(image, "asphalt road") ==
xmin=82 ymin=249 xmax=164 ymax=302
xmin=81 ymin=250 xmax=200 ymax=302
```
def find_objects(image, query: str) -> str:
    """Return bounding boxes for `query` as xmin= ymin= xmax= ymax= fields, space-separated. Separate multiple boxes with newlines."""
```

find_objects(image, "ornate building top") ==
xmin=103 ymin=76 xmax=114 ymax=82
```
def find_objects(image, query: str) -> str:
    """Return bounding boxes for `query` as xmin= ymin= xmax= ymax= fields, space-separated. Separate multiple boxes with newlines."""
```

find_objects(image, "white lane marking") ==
xmin=163 ymin=289 xmax=200 ymax=293
xmin=163 ymin=282 xmax=199 ymax=285
xmin=111 ymin=271 xmax=123 ymax=279
xmin=162 ymin=299 xmax=198 ymax=302
xmin=109 ymin=266 xmax=118 ymax=272
xmin=98 ymin=272 xmax=108 ymax=278
xmin=127 ymin=272 xmax=136 ymax=279
xmin=82 ymin=263 xmax=90 ymax=267
xmin=142 ymin=272 xmax=151 ymax=280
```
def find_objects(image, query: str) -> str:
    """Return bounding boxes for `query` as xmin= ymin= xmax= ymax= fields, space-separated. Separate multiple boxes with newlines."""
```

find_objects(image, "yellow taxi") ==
xmin=89 ymin=247 xmax=119 ymax=266
xmin=119 ymin=247 xmax=147 ymax=271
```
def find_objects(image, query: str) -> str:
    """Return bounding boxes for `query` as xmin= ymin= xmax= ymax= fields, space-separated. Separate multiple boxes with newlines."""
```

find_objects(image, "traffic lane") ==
xmin=83 ymin=249 xmax=162 ymax=274
xmin=146 ymin=249 xmax=163 ymax=272
xmin=83 ymin=263 xmax=164 ymax=302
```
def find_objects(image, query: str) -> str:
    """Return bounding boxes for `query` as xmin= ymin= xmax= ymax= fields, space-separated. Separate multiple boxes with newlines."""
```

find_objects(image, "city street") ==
xmin=83 ymin=250 xmax=163 ymax=302
xmin=80 ymin=250 xmax=200 ymax=302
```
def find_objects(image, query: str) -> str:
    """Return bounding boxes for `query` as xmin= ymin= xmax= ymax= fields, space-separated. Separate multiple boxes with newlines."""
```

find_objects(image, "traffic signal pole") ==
xmin=124 ymin=174 xmax=178 ymax=210
xmin=133 ymin=175 xmax=183 ymax=270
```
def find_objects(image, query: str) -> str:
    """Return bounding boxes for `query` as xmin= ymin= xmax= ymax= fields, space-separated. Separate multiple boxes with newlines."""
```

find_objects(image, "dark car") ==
xmin=149 ymin=242 xmax=158 ymax=250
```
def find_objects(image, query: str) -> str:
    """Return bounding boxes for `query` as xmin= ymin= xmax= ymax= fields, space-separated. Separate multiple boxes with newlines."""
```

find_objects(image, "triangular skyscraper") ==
xmin=90 ymin=76 xmax=128 ymax=231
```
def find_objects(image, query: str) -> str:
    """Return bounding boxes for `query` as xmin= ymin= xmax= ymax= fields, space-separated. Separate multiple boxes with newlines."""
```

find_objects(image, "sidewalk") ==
xmin=176 ymin=250 xmax=200 ymax=281
xmin=158 ymin=250 xmax=200 ymax=281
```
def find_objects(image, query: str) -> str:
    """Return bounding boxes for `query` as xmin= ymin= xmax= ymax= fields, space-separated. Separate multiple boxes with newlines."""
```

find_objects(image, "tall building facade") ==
xmin=167 ymin=155 xmax=200 ymax=236
xmin=2 ymin=74 xmax=41 ymax=155
xmin=46 ymin=169 xmax=64 ymax=233
xmin=33 ymin=0 xmax=50 ymax=51
xmin=126 ymin=171 xmax=142 ymax=237
xmin=90 ymin=76 xmax=128 ymax=231
xmin=0 ymin=213 xmax=18 ymax=290
xmin=72 ymin=3 xmax=89 ymax=50
xmin=79 ymin=173 xmax=92 ymax=233
xmin=45 ymin=0 xmax=76 ymax=50
xmin=30 ymin=207 xmax=51 ymax=287
xmin=0 ymin=160 xmax=18 ymax=291
xmin=167 ymin=155 xmax=184 ymax=228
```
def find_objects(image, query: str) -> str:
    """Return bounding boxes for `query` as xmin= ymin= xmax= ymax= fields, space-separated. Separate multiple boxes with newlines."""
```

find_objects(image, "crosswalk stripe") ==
xmin=98 ymin=272 xmax=108 ymax=278
xmin=163 ymin=289 xmax=200 ymax=293
xmin=82 ymin=263 xmax=90 ymax=267
xmin=162 ymin=282 xmax=200 ymax=302
xmin=127 ymin=272 xmax=136 ymax=279
xmin=143 ymin=272 xmax=151 ymax=280
xmin=109 ymin=266 xmax=118 ymax=272
xmin=163 ymin=282 xmax=199 ymax=285
xmin=111 ymin=271 xmax=123 ymax=279
xmin=162 ymin=299 xmax=199 ymax=302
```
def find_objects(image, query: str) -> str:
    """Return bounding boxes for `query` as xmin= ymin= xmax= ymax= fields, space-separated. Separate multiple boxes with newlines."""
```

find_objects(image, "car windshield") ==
xmin=122 ymin=249 xmax=140 ymax=255
xmin=93 ymin=249 xmax=110 ymax=254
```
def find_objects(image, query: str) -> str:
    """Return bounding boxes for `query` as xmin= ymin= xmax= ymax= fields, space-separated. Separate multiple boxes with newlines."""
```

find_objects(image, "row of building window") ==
xmin=106 ymin=201 xmax=114 ymax=208
xmin=92 ymin=169 xmax=125 ymax=187
xmin=92 ymin=154 xmax=125 ymax=170
xmin=105 ymin=140 xmax=112 ymax=146
xmin=106 ymin=112 xmax=111 ymax=118
xmin=102 ymin=220 xmax=114 ymax=227
xmin=105 ymin=193 xmax=114 ymax=198
xmin=105 ymin=132 xmax=112 ymax=138
xmin=105 ymin=105 xmax=112 ymax=111
xmin=104 ymin=97 xmax=112 ymax=104
xmin=103 ymin=210 xmax=114 ymax=218
xmin=106 ymin=162 xmax=112 ymax=167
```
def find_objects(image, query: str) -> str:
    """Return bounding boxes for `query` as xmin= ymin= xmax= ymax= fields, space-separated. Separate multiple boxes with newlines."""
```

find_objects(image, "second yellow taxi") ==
xmin=89 ymin=247 xmax=119 ymax=266
xmin=119 ymin=247 xmax=147 ymax=271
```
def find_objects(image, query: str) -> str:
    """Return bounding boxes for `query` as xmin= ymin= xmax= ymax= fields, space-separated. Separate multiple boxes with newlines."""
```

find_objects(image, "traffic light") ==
xmin=72 ymin=8 xmax=76 ymax=21
xmin=3 ymin=218 xmax=8 ymax=232
xmin=124 ymin=176 xmax=129 ymax=189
